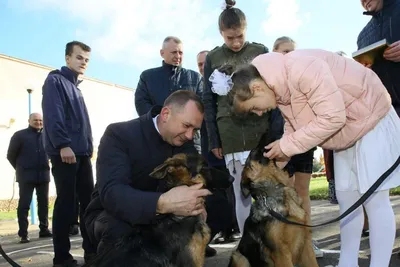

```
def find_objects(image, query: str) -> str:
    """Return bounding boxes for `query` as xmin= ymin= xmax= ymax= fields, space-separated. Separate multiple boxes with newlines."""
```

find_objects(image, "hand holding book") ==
xmin=352 ymin=39 xmax=389 ymax=67
xmin=383 ymin=41 xmax=400 ymax=62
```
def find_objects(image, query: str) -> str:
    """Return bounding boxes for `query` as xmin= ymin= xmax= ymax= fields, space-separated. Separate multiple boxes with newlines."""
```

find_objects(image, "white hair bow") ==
xmin=209 ymin=69 xmax=233 ymax=96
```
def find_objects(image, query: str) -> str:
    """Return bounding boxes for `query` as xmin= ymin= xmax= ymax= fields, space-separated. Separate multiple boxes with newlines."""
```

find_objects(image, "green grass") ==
xmin=0 ymin=210 xmax=18 ymax=221
xmin=309 ymin=177 xmax=400 ymax=200
xmin=0 ymin=207 xmax=54 ymax=221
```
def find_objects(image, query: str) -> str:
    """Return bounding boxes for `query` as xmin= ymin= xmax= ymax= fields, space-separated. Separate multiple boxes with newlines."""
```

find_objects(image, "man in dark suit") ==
xmin=42 ymin=41 xmax=96 ymax=267
xmin=85 ymin=91 xmax=232 ymax=258
xmin=7 ymin=113 xmax=53 ymax=243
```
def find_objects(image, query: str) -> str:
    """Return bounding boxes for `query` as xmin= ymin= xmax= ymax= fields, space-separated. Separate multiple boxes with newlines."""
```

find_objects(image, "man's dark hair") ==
xmin=164 ymin=90 xmax=204 ymax=113
xmin=65 ymin=41 xmax=91 ymax=56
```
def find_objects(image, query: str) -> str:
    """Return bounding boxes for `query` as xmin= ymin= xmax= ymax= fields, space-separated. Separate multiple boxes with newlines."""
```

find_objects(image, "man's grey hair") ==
xmin=197 ymin=50 xmax=209 ymax=57
xmin=162 ymin=36 xmax=182 ymax=48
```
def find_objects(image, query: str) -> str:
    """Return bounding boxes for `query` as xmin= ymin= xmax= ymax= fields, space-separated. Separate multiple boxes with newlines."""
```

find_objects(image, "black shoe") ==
xmin=69 ymin=225 xmax=79 ymax=236
xmin=205 ymin=245 xmax=217 ymax=257
xmin=39 ymin=229 xmax=53 ymax=238
xmin=362 ymin=229 xmax=369 ymax=237
xmin=228 ymin=231 xmax=242 ymax=241
xmin=330 ymin=199 xmax=339 ymax=204
xmin=19 ymin=236 xmax=30 ymax=243
xmin=213 ymin=232 xmax=226 ymax=244
xmin=84 ymin=252 xmax=97 ymax=264
xmin=53 ymin=259 xmax=79 ymax=267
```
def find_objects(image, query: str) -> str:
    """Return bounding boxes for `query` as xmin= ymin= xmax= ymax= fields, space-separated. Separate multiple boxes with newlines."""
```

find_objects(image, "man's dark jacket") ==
xmin=85 ymin=107 xmax=199 ymax=226
xmin=134 ymin=61 xmax=202 ymax=116
xmin=41 ymin=66 xmax=93 ymax=156
xmin=357 ymin=0 xmax=400 ymax=114
xmin=7 ymin=126 xmax=50 ymax=183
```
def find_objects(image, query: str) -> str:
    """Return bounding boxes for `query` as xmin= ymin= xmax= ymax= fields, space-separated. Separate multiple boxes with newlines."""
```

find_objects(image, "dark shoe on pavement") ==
xmin=229 ymin=231 xmax=242 ymax=241
xmin=53 ymin=259 xmax=79 ymax=267
xmin=69 ymin=225 xmax=79 ymax=236
xmin=205 ymin=245 xmax=217 ymax=257
xmin=362 ymin=229 xmax=370 ymax=237
xmin=19 ymin=236 xmax=30 ymax=243
xmin=39 ymin=229 xmax=53 ymax=238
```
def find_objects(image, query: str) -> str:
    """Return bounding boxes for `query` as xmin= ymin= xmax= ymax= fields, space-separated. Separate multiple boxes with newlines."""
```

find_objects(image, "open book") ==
xmin=352 ymin=39 xmax=389 ymax=65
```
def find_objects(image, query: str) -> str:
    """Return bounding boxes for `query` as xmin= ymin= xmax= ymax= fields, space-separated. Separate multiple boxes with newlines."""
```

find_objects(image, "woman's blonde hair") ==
xmin=273 ymin=36 xmax=296 ymax=50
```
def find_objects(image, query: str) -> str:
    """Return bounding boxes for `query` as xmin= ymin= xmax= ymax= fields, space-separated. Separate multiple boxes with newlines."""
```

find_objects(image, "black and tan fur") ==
xmin=85 ymin=153 xmax=232 ymax=267
xmin=228 ymin=133 xmax=319 ymax=267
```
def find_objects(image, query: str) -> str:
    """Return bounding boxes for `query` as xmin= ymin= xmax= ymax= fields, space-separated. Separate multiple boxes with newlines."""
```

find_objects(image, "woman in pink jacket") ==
xmin=211 ymin=49 xmax=400 ymax=267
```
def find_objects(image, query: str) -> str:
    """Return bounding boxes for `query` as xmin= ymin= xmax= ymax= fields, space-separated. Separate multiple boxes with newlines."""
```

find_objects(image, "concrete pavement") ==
xmin=1 ymin=197 xmax=400 ymax=266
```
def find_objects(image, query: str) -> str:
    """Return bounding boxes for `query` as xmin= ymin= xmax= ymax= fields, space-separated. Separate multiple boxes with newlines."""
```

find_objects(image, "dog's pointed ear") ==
xmin=241 ymin=178 xmax=251 ymax=198
xmin=149 ymin=164 xmax=172 ymax=179
xmin=256 ymin=130 xmax=273 ymax=151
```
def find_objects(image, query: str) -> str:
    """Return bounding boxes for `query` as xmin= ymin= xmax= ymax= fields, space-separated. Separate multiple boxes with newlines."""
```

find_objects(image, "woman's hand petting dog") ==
xmin=156 ymin=183 xmax=211 ymax=217
xmin=264 ymin=140 xmax=290 ymax=161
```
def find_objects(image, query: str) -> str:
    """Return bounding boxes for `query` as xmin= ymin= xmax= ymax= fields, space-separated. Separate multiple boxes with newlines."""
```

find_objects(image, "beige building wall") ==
xmin=0 ymin=54 xmax=138 ymax=200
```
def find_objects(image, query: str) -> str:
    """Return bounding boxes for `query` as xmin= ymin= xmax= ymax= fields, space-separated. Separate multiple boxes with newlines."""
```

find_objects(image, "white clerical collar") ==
xmin=152 ymin=115 xmax=160 ymax=134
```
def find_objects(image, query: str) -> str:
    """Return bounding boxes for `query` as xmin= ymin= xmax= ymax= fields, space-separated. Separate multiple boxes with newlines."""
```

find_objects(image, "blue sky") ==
xmin=0 ymin=0 xmax=371 ymax=89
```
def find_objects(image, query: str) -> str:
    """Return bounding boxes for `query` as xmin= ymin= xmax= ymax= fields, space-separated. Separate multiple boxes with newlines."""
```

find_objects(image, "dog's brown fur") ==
xmin=150 ymin=153 xmax=212 ymax=267
xmin=229 ymin=134 xmax=319 ymax=267
xmin=87 ymin=153 xmax=234 ymax=267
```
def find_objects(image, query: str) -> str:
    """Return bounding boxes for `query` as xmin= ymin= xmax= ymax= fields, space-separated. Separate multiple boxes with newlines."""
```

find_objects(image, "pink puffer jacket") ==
xmin=252 ymin=49 xmax=391 ymax=157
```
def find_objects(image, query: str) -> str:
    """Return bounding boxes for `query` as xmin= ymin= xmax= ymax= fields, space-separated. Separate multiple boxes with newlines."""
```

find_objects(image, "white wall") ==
xmin=0 ymin=55 xmax=137 ymax=200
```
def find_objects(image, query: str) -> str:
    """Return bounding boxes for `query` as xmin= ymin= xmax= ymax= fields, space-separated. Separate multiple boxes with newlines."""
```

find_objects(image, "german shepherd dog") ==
xmin=84 ymin=153 xmax=232 ymax=267
xmin=228 ymin=133 xmax=319 ymax=267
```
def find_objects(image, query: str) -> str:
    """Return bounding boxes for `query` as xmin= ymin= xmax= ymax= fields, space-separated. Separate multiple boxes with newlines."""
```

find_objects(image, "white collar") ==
xmin=152 ymin=115 xmax=160 ymax=134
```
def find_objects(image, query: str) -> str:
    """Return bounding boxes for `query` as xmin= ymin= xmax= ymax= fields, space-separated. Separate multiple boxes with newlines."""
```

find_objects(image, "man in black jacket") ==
xmin=134 ymin=36 xmax=202 ymax=116
xmin=7 ymin=113 xmax=52 ymax=244
xmin=85 ymin=90 xmax=232 ymax=258
xmin=42 ymin=41 xmax=96 ymax=267
xmin=358 ymin=0 xmax=400 ymax=115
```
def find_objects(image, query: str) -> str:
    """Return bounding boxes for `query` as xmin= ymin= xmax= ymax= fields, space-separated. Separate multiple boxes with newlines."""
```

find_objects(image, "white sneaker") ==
xmin=312 ymin=240 xmax=324 ymax=258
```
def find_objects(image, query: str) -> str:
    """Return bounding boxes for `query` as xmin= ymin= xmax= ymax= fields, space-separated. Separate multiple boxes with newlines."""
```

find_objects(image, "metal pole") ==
xmin=27 ymin=89 xmax=37 ymax=225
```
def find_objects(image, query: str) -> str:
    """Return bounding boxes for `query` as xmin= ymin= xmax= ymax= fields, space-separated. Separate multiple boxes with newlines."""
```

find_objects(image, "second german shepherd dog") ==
xmin=229 ymin=132 xmax=319 ymax=267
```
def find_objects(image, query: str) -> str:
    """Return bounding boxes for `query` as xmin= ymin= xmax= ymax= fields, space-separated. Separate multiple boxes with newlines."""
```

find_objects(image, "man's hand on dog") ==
xmin=264 ymin=140 xmax=290 ymax=161
xmin=156 ymin=183 xmax=211 ymax=217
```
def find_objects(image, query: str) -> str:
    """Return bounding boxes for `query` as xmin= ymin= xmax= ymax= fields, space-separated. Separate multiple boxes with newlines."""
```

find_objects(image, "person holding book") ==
xmin=213 ymin=48 xmax=400 ymax=267
xmin=357 ymin=0 xmax=400 ymax=116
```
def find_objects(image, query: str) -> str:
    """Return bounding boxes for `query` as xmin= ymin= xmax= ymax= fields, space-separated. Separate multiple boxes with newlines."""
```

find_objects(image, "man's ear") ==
xmin=159 ymin=106 xmax=171 ymax=121
xmin=149 ymin=164 xmax=172 ymax=179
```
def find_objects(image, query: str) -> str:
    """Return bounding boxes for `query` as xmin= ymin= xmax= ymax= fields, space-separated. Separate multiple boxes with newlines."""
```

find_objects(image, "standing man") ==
xmin=134 ymin=36 xmax=202 ymax=116
xmin=42 ymin=41 xmax=96 ymax=267
xmin=7 ymin=113 xmax=52 ymax=244
xmin=196 ymin=50 xmax=241 ymax=244
xmin=358 ymin=0 xmax=400 ymax=258
xmin=358 ymin=0 xmax=400 ymax=115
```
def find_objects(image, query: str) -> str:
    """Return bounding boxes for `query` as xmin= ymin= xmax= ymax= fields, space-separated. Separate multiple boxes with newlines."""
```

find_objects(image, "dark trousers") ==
xmin=51 ymin=156 xmax=95 ymax=264
xmin=86 ymin=191 xmax=232 ymax=254
xmin=212 ymin=165 xmax=239 ymax=234
xmin=72 ymin=196 xmax=80 ymax=226
xmin=17 ymin=182 xmax=49 ymax=237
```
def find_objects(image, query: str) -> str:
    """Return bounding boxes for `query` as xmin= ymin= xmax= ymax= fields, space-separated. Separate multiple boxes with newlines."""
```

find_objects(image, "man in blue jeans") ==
xmin=42 ymin=41 xmax=96 ymax=267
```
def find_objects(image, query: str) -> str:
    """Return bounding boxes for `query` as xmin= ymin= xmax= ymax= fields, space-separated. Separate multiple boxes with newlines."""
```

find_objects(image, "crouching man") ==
xmin=84 ymin=90 xmax=232 ymax=259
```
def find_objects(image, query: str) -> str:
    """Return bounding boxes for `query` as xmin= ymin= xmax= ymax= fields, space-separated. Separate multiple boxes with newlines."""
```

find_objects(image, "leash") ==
xmin=0 ymin=244 xmax=21 ymax=267
xmin=267 ymin=155 xmax=400 ymax=228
